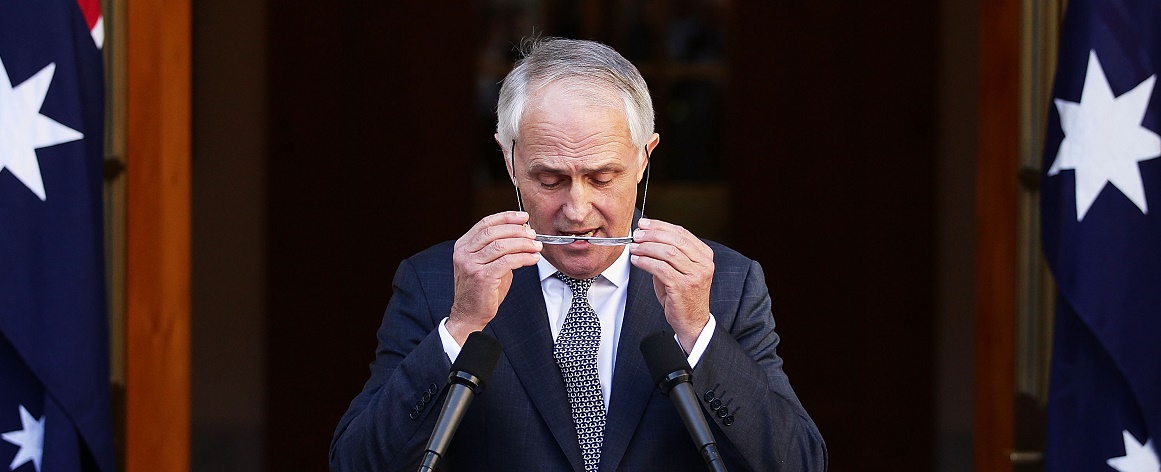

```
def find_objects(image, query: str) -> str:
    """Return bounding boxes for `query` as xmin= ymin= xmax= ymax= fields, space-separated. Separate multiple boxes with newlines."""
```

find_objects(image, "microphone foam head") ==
xmin=451 ymin=331 xmax=504 ymax=386
xmin=640 ymin=330 xmax=692 ymax=386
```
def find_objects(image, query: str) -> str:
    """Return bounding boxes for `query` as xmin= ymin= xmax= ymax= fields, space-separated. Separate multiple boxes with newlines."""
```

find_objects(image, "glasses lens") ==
xmin=535 ymin=235 xmax=634 ymax=246
xmin=587 ymin=237 xmax=634 ymax=246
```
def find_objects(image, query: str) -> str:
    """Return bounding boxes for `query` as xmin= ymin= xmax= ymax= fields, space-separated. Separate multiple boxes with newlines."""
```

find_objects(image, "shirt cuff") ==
xmin=680 ymin=314 xmax=716 ymax=368
xmin=437 ymin=317 xmax=462 ymax=363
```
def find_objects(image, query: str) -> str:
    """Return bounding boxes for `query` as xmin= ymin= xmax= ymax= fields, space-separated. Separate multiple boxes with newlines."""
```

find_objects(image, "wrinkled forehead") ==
xmin=522 ymin=78 xmax=627 ymax=124
xmin=516 ymin=115 xmax=635 ymax=160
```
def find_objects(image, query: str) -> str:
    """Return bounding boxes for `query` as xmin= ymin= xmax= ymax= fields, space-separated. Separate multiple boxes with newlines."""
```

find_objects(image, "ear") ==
xmin=495 ymin=134 xmax=516 ymax=185
xmin=637 ymin=133 xmax=660 ymax=182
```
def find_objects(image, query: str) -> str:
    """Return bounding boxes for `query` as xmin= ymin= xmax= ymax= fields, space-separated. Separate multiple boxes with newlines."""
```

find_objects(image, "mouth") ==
xmin=559 ymin=229 xmax=598 ymax=238
xmin=557 ymin=229 xmax=598 ymax=247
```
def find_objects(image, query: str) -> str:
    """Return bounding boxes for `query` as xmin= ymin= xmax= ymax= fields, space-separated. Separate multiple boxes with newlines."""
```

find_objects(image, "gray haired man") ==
xmin=331 ymin=38 xmax=826 ymax=472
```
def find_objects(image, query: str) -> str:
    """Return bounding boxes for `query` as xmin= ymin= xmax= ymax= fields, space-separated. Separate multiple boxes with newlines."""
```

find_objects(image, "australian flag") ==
xmin=1041 ymin=0 xmax=1161 ymax=470
xmin=0 ymin=0 xmax=115 ymax=471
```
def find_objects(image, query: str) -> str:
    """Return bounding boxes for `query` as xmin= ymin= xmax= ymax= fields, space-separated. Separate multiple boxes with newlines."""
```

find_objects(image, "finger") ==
xmin=465 ymin=211 xmax=530 ymax=236
xmin=478 ymin=251 xmax=542 ymax=278
xmin=629 ymin=252 xmax=685 ymax=285
xmin=636 ymin=218 xmax=705 ymax=258
xmin=635 ymin=218 xmax=710 ymax=256
xmin=633 ymin=219 xmax=712 ymax=262
xmin=460 ymin=224 xmax=535 ymax=256
xmin=474 ymin=237 xmax=544 ymax=265
xmin=628 ymin=241 xmax=697 ymax=275
xmin=458 ymin=212 xmax=535 ymax=252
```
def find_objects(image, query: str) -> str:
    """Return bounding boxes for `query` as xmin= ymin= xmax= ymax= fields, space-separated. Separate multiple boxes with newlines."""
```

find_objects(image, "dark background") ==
xmin=191 ymin=1 xmax=978 ymax=471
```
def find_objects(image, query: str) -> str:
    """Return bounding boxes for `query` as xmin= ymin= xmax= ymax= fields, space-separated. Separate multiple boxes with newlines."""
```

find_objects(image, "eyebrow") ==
xmin=526 ymin=162 xmax=627 ymax=175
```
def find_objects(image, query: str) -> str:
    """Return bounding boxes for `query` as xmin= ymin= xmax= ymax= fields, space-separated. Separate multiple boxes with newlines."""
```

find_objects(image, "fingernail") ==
xmin=527 ymin=227 xmax=536 ymax=237
xmin=633 ymin=229 xmax=644 ymax=239
xmin=534 ymin=241 xmax=543 ymax=251
xmin=629 ymin=243 xmax=639 ymax=251
xmin=516 ymin=211 xmax=528 ymax=218
xmin=638 ymin=218 xmax=650 ymax=228
xmin=630 ymin=254 xmax=640 ymax=263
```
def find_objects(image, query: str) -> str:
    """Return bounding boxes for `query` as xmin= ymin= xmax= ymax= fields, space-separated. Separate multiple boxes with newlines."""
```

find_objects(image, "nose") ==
xmin=560 ymin=182 xmax=592 ymax=223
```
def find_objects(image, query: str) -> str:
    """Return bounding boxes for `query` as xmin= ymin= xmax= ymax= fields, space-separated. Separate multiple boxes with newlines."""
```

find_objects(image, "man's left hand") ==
xmin=629 ymin=218 xmax=714 ymax=352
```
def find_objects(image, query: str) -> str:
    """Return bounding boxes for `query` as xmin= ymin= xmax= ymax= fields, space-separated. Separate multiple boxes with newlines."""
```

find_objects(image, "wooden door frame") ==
xmin=974 ymin=0 xmax=1019 ymax=471
xmin=125 ymin=0 xmax=192 ymax=469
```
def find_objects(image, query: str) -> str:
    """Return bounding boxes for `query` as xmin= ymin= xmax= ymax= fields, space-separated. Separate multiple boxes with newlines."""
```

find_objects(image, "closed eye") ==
xmin=538 ymin=174 xmax=564 ymax=189
xmin=591 ymin=171 xmax=619 ymax=186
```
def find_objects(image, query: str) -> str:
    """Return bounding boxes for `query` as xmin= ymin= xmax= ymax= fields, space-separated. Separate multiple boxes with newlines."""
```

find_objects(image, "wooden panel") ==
xmin=264 ymin=4 xmax=475 ymax=470
xmin=730 ymin=1 xmax=938 ymax=469
xmin=974 ymin=0 xmax=1019 ymax=470
xmin=125 ymin=0 xmax=192 ymax=468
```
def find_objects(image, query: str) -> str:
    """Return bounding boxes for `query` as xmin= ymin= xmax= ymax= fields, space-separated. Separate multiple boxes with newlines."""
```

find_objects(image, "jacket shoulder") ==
xmin=703 ymin=239 xmax=755 ymax=271
xmin=401 ymin=240 xmax=456 ymax=275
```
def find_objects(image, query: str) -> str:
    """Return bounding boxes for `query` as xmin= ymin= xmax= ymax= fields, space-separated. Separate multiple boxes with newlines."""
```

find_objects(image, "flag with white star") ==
xmin=1041 ymin=0 xmax=1161 ymax=470
xmin=0 ymin=0 xmax=114 ymax=471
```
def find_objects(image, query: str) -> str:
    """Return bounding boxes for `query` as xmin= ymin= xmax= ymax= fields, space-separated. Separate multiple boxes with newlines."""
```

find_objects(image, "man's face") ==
xmin=504 ymin=83 xmax=657 ymax=279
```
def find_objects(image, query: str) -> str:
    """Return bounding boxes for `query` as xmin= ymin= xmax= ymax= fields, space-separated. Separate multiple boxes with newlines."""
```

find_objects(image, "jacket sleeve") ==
xmin=329 ymin=257 xmax=453 ymax=472
xmin=692 ymin=258 xmax=828 ymax=471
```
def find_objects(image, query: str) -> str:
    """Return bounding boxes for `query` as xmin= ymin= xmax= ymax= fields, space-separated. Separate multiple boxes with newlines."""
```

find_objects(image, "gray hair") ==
xmin=496 ymin=38 xmax=655 ymax=154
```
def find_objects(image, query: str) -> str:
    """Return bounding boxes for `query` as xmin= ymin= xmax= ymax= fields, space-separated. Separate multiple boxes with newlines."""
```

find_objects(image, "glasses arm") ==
xmin=639 ymin=151 xmax=651 ymax=218
xmin=511 ymin=140 xmax=527 ymax=213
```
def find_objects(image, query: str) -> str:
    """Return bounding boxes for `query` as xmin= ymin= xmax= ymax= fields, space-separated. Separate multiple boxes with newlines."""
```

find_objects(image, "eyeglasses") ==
xmin=510 ymin=140 xmax=650 ymax=246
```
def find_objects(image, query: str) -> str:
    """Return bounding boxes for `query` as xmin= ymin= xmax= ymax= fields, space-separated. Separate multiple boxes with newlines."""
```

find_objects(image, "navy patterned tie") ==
xmin=553 ymin=272 xmax=606 ymax=472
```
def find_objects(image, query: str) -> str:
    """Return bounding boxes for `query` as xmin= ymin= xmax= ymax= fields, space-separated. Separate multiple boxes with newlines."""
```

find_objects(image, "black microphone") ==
xmin=418 ymin=331 xmax=503 ymax=472
xmin=641 ymin=331 xmax=728 ymax=472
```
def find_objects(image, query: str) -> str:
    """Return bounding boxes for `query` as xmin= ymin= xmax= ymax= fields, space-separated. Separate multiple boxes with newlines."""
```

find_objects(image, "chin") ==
xmin=546 ymin=246 xmax=617 ymax=279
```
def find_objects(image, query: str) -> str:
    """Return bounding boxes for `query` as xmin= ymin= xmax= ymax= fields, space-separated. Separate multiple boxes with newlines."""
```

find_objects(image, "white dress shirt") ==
xmin=439 ymin=246 xmax=716 ymax=409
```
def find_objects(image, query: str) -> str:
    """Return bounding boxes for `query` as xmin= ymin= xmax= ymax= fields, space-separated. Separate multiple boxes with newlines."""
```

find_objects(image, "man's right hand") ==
xmin=447 ymin=211 xmax=542 ymax=345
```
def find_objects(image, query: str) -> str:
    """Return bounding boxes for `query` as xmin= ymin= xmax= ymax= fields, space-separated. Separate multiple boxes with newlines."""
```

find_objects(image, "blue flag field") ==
xmin=0 ymin=0 xmax=114 ymax=470
xmin=1041 ymin=0 xmax=1161 ymax=470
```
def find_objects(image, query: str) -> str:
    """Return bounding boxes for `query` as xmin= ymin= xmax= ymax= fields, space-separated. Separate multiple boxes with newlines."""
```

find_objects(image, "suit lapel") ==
xmin=487 ymin=265 xmax=585 ymax=472
xmin=599 ymin=266 xmax=669 ymax=472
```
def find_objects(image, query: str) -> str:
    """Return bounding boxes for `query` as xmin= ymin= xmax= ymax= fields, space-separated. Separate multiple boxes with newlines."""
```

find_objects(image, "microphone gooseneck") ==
xmin=418 ymin=331 xmax=503 ymax=472
xmin=641 ymin=330 xmax=728 ymax=472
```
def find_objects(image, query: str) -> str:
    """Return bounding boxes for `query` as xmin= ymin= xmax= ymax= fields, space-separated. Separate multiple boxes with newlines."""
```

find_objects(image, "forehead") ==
xmin=517 ymin=83 xmax=636 ymax=165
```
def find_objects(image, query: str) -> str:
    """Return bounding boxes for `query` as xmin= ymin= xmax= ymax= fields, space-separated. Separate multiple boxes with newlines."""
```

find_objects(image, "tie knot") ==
xmin=553 ymin=272 xmax=596 ymax=297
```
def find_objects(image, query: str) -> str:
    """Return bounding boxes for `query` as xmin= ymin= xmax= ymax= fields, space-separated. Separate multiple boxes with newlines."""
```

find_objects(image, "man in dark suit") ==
xmin=330 ymin=38 xmax=826 ymax=471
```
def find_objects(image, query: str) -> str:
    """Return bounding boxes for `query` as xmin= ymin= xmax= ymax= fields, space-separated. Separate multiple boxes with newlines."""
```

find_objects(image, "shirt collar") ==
xmin=536 ymin=245 xmax=631 ymax=288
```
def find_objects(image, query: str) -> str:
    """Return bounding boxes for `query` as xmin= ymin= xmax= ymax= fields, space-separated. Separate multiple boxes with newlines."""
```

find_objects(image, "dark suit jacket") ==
xmin=330 ymin=240 xmax=826 ymax=471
